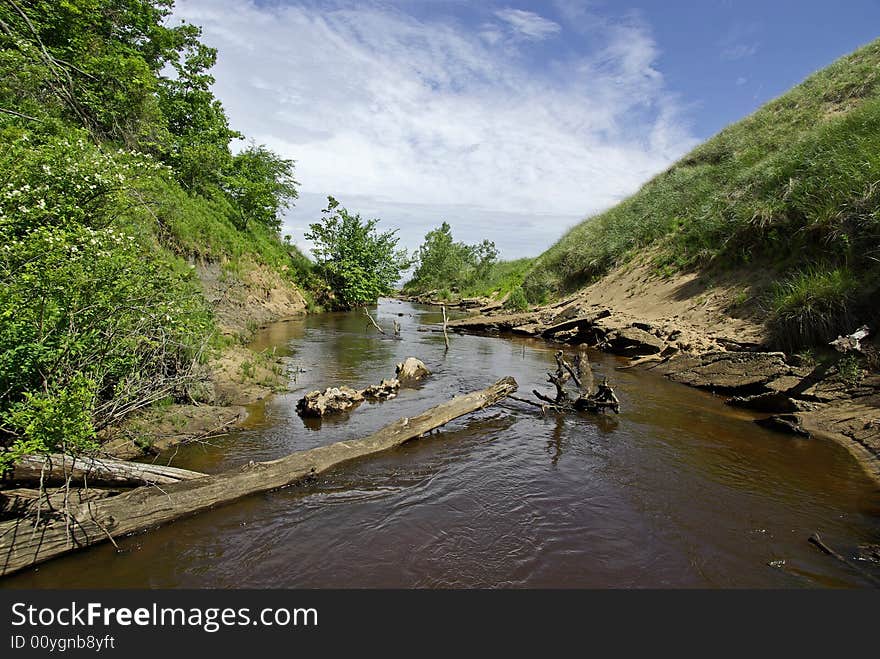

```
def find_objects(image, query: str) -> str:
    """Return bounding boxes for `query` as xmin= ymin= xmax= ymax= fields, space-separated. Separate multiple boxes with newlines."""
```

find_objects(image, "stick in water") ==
xmin=364 ymin=307 xmax=387 ymax=335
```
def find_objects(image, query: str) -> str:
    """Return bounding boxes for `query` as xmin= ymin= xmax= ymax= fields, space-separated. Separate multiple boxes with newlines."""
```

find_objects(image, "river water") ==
xmin=5 ymin=300 xmax=880 ymax=588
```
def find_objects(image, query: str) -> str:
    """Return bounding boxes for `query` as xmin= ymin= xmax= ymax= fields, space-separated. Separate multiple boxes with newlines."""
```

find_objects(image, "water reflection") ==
xmin=3 ymin=298 xmax=879 ymax=589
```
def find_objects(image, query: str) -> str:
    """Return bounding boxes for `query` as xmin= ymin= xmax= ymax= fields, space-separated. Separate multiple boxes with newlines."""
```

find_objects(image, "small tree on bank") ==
xmin=407 ymin=222 xmax=498 ymax=294
xmin=224 ymin=143 xmax=299 ymax=231
xmin=305 ymin=197 xmax=410 ymax=309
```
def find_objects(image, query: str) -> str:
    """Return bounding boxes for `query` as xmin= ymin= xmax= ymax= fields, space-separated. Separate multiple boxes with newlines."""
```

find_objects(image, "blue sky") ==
xmin=174 ymin=0 xmax=880 ymax=259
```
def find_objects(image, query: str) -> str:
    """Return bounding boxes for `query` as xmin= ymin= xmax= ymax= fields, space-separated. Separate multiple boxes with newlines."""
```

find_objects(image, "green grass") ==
xmin=458 ymin=258 xmax=535 ymax=299
xmin=523 ymin=38 xmax=880 ymax=350
xmin=139 ymin=176 xmax=313 ymax=285
xmin=767 ymin=266 xmax=857 ymax=351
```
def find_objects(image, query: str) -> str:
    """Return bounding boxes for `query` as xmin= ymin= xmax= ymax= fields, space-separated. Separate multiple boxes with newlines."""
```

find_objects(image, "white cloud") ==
xmin=173 ymin=0 xmax=697 ymax=259
xmin=719 ymin=22 xmax=761 ymax=61
xmin=494 ymin=8 xmax=562 ymax=41
xmin=721 ymin=43 xmax=758 ymax=61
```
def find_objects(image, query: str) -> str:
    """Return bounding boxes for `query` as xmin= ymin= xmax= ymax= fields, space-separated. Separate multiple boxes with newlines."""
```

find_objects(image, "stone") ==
xmin=657 ymin=351 xmax=789 ymax=393
xmin=296 ymin=385 xmax=364 ymax=418
xmin=755 ymin=414 xmax=811 ymax=437
xmin=604 ymin=326 xmax=666 ymax=356
xmin=395 ymin=357 xmax=431 ymax=381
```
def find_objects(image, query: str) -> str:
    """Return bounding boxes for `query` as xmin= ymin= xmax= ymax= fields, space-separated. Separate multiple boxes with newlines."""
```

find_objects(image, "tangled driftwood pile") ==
xmin=511 ymin=350 xmax=620 ymax=415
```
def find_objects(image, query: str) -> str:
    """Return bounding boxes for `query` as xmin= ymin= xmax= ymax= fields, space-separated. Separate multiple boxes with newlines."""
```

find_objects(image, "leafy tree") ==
xmin=0 ymin=1 xmax=241 ymax=189
xmin=225 ymin=143 xmax=299 ymax=231
xmin=407 ymin=222 xmax=498 ymax=293
xmin=305 ymin=197 xmax=410 ymax=309
xmin=156 ymin=21 xmax=242 ymax=192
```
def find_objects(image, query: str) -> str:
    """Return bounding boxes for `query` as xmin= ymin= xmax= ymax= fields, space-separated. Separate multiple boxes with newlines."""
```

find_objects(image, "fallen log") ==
xmin=9 ymin=454 xmax=207 ymax=488
xmin=0 ymin=377 xmax=518 ymax=577
xmin=829 ymin=325 xmax=870 ymax=354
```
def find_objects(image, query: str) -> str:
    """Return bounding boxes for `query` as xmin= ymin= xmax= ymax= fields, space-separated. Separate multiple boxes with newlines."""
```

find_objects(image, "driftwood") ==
xmin=515 ymin=350 xmax=620 ymax=415
xmin=441 ymin=305 xmax=450 ymax=350
xmin=808 ymin=532 xmax=880 ymax=587
xmin=364 ymin=307 xmax=387 ymax=335
xmin=0 ymin=377 xmax=518 ymax=576
xmin=9 ymin=453 xmax=206 ymax=488
xmin=829 ymin=325 xmax=870 ymax=354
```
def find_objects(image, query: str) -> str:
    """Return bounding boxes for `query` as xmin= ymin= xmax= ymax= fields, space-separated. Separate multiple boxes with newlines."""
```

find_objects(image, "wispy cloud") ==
xmin=173 ymin=0 xmax=697 ymax=258
xmin=494 ymin=8 xmax=561 ymax=41
xmin=719 ymin=22 xmax=761 ymax=61
xmin=721 ymin=43 xmax=758 ymax=61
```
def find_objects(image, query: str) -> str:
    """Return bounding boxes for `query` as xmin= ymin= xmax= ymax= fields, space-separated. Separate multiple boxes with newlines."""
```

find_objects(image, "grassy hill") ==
xmin=523 ymin=38 xmax=880 ymax=351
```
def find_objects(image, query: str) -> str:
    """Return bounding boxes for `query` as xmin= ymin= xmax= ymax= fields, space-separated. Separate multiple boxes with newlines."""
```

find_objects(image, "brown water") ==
xmin=4 ymin=299 xmax=880 ymax=588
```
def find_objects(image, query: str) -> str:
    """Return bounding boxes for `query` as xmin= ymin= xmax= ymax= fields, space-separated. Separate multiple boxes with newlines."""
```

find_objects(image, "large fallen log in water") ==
xmin=0 ymin=377 xmax=518 ymax=577
xmin=9 ymin=454 xmax=207 ymax=488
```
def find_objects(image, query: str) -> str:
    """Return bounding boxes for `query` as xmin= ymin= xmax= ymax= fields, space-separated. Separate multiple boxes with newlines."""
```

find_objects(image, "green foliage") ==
xmin=1 ymin=375 xmax=99 ymax=471
xmin=305 ymin=197 xmax=410 ymax=309
xmin=0 ymin=133 xmax=214 ymax=468
xmin=405 ymin=222 xmax=503 ymax=295
xmin=504 ymin=287 xmax=530 ymax=312
xmin=836 ymin=354 xmax=865 ymax=388
xmin=0 ymin=2 xmax=313 ymax=468
xmin=224 ymin=143 xmax=299 ymax=231
xmin=767 ymin=267 xmax=857 ymax=351
xmin=524 ymin=38 xmax=880 ymax=348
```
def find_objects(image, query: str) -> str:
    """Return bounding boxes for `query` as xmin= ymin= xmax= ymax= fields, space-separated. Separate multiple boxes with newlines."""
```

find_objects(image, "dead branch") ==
xmin=364 ymin=307 xmax=387 ymax=335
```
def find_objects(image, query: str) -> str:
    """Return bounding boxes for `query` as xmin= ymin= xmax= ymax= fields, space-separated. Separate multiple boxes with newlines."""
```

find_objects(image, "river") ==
xmin=4 ymin=299 xmax=880 ymax=588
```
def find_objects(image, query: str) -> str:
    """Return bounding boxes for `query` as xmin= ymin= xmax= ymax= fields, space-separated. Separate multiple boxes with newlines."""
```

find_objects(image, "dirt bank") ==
xmin=447 ymin=257 xmax=880 ymax=482
xmin=103 ymin=261 xmax=307 ymax=460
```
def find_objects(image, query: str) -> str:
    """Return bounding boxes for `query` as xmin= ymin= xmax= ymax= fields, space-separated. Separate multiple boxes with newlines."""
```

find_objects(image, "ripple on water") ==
xmin=4 ymin=299 xmax=879 ymax=589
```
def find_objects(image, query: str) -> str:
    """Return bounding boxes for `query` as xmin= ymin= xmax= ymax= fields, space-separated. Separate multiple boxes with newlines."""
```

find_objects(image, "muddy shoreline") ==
xmin=434 ymin=295 xmax=880 ymax=485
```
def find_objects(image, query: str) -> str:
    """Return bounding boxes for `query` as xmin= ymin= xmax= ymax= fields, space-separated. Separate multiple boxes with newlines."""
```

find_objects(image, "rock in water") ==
xmin=395 ymin=357 xmax=431 ymax=381
xmin=362 ymin=378 xmax=400 ymax=400
xmin=296 ymin=386 xmax=364 ymax=417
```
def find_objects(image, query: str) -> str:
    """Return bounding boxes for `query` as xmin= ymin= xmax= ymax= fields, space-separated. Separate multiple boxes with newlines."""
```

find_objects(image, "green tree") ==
xmin=0 ymin=131 xmax=213 ymax=469
xmin=305 ymin=197 xmax=410 ymax=309
xmin=408 ymin=222 xmax=497 ymax=292
xmin=225 ymin=143 xmax=299 ymax=231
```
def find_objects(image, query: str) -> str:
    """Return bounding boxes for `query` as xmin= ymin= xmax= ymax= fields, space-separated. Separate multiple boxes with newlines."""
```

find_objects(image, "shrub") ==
xmin=504 ymin=287 xmax=530 ymax=312
xmin=767 ymin=267 xmax=856 ymax=351
xmin=0 ymin=133 xmax=213 ymax=467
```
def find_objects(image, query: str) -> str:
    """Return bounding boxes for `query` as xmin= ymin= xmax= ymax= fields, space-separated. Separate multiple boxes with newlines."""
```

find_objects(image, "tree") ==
xmin=407 ymin=222 xmax=498 ymax=293
xmin=224 ymin=143 xmax=298 ymax=231
xmin=305 ymin=197 xmax=410 ymax=309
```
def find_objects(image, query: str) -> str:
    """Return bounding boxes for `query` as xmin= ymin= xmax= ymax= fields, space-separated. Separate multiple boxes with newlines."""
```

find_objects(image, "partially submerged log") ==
xmin=9 ymin=453 xmax=207 ymax=488
xmin=0 ymin=377 xmax=518 ymax=577
xmin=296 ymin=385 xmax=367 ymax=417
xmin=363 ymin=307 xmax=387 ymax=335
